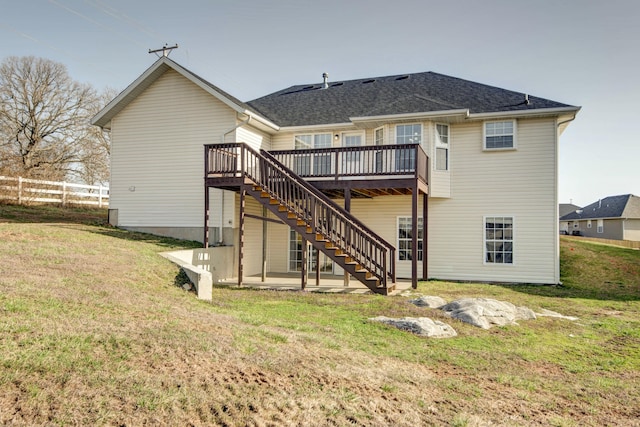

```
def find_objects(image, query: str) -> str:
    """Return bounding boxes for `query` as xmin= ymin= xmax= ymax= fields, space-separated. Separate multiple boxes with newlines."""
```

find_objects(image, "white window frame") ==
xmin=484 ymin=216 xmax=514 ymax=265
xmin=435 ymin=123 xmax=449 ymax=171
xmin=483 ymin=120 xmax=517 ymax=150
xmin=374 ymin=126 xmax=385 ymax=146
xmin=395 ymin=123 xmax=423 ymax=145
xmin=597 ymin=219 xmax=604 ymax=234
xmin=397 ymin=216 xmax=423 ymax=262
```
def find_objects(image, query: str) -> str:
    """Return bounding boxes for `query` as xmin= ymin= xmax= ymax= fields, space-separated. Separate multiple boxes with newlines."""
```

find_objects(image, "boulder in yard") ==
xmin=370 ymin=316 xmax=457 ymax=338
xmin=440 ymin=298 xmax=536 ymax=329
xmin=409 ymin=295 xmax=448 ymax=308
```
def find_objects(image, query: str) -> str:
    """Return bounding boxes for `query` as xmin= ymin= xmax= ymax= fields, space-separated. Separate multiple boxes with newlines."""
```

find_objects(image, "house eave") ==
xmin=278 ymin=122 xmax=355 ymax=133
xmin=350 ymin=109 xmax=470 ymax=127
xmin=468 ymin=106 xmax=581 ymax=121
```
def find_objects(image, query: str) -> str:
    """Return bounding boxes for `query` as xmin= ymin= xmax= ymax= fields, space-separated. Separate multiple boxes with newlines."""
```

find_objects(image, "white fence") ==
xmin=0 ymin=176 xmax=109 ymax=207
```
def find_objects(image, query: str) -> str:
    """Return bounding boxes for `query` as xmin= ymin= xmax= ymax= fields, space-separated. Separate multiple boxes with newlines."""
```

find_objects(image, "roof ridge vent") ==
xmin=395 ymin=75 xmax=409 ymax=81
xmin=362 ymin=79 xmax=376 ymax=84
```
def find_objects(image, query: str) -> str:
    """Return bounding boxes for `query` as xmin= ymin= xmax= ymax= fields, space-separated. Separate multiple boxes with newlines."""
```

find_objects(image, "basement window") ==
xmin=484 ymin=216 xmax=514 ymax=264
xmin=398 ymin=217 xmax=423 ymax=261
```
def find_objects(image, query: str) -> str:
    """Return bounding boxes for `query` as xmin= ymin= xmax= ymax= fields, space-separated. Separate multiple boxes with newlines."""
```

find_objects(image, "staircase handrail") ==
xmin=205 ymin=142 xmax=396 ymax=285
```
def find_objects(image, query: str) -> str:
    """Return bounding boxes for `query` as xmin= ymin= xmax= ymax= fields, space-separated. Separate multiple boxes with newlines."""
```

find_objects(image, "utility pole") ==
xmin=148 ymin=44 xmax=178 ymax=58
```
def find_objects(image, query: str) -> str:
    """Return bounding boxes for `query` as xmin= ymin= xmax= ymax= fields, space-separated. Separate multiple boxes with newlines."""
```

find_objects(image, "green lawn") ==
xmin=1 ymin=204 xmax=638 ymax=426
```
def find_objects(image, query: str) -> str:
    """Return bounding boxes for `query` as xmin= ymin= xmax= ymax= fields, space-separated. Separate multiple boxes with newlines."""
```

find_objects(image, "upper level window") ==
xmin=484 ymin=120 xmax=516 ymax=150
xmin=294 ymin=133 xmax=332 ymax=175
xmin=435 ymin=124 xmax=449 ymax=171
xmin=396 ymin=124 xmax=422 ymax=145
xmin=375 ymin=127 xmax=385 ymax=146
xmin=294 ymin=134 xmax=331 ymax=150
xmin=396 ymin=124 xmax=422 ymax=171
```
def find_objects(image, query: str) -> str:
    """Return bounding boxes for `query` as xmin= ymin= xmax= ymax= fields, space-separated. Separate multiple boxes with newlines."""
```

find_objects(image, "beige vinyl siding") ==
xmin=428 ymin=118 xmax=559 ymax=284
xmin=234 ymin=194 xmax=265 ymax=277
xmin=110 ymin=69 xmax=236 ymax=228
xmin=237 ymin=125 xmax=271 ymax=152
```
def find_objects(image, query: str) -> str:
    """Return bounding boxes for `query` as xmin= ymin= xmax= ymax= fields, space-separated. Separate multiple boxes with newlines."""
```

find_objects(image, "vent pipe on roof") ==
xmin=524 ymin=94 xmax=530 ymax=105
xmin=322 ymin=72 xmax=329 ymax=89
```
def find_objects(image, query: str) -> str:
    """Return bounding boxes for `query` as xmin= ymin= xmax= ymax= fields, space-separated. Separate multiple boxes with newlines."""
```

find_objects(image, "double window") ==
xmin=484 ymin=120 xmax=516 ymax=150
xmin=294 ymin=133 xmax=332 ymax=175
xmin=484 ymin=216 xmax=514 ymax=264
xmin=398 ymin=217 xmax=423 ymax=261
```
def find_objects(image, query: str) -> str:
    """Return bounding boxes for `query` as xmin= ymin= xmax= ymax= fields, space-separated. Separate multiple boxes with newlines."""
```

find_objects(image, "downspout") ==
xmin=218 ymin=114 xmax=252 ymax=244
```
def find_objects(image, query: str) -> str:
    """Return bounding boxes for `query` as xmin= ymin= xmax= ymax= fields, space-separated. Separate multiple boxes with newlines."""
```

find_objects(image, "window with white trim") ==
xmin=374 ymin=127 xmax=385 ymax=146
xmin=484 ymin=120 xmax=516 ymax=150
xmin=396 ymin=124 xmax=422 ymax=171
xmin=597 ymin=219 xmax=604 ymax=233
xmin=398 ymin=217 xmax=423 ymax=261
xmin=484 ymin=216 xmax=513 ymax=264
xmin=435 ymin=124 xmax=449 ymax=171
xmin=294 ymin=133 xmax=332 ymax=175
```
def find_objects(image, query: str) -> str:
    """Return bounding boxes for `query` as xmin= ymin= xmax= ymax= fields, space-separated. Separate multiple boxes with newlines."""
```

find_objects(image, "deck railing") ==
xmin=205 ymin=143 xmax=396 ymax=287
xmin=269 ymin=143 xmax=428 ymax=184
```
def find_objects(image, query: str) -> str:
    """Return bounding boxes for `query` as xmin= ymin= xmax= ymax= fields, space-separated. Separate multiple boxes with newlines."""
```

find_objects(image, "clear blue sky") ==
xmin=2 ymin=0 xmax=638 ymax=207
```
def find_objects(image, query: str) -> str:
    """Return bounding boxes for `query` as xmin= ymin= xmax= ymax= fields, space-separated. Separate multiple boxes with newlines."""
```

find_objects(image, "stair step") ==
xmin=253 ymin=186 xmax=262 ymax=192
xmin=315 ymin=233 xmax=327 ymax=242
xmin=296 ymin=219 xmax=306 ymax=226
xmin=287 ymin=212 xmax=297 ymax=219
xmin=260 ymin=191 xmax=269 ymax=198
xmin=278 ymin=205 xmax=288 ymax=212
xmin=269 ymin=198 xmax=279 ymax=205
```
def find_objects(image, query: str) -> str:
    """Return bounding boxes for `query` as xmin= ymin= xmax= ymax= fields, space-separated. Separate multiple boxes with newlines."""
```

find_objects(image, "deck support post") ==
xmin=315 ymin=247 xmax=320 ymax=286
xmin=423 ymin=191 xmax=428 ymax=280
xmin=238 ymin=185 xmax=246 ymax=287
xmin=411 ymin=185 xmax=418 ymax=289
xmin=301 ymin=235 xmax=308 ymax=290
xmin=204 ymin=186 xmax=210 ymax=248
xmin=262 ymin=206 xmax=267 ymax=282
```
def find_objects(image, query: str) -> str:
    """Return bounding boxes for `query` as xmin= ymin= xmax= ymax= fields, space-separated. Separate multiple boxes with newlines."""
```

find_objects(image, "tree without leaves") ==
xmin=0 ymin=56 xmax=110 ymax=183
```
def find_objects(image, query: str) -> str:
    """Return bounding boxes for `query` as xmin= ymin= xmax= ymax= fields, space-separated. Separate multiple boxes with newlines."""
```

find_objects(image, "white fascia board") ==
xmin=278 ymin=122 xmax=355 ymax=133
xmin=243 ymin=110 xmax=280 ymax=131
xmin=349 ymin=109 xmax=470 ymax=123
xmin=468 ymin=106 xmax=581 ymax=120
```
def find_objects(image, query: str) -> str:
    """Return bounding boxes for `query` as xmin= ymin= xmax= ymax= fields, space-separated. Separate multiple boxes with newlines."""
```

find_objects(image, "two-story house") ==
xmin=92 ymin=57 xmax=579 ymax=294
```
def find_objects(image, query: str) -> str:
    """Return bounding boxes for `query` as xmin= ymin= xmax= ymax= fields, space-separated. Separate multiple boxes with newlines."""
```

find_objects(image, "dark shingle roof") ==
xmin=559 ymin=203 xmax=581 ymax=217
xmin=247 ymin=71 xmax=576 ymax=127
xmin=560 ymin=194 xmax=640 ymax=220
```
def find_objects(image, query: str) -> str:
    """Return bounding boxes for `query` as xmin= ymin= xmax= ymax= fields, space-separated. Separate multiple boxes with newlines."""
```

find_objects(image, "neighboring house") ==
xmin=559 ymin=194 xmax=640 ymax=241
xmin=559 ymin=203 xmax=581 ymax=234
xmin=92 ymin=57 xmax=580 ymax=293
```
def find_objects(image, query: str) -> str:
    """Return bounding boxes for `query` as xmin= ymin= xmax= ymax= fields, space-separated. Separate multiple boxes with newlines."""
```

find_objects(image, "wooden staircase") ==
xmin=205 ymin=143 xmax=397 ymax=295
xmin=246 ymin=184 xmax=393 ymax=294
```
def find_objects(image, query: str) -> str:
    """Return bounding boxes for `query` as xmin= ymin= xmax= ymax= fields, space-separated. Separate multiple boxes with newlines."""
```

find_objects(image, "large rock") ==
xmin=409 ymin=295 xmax=448 ymax=308
xmin=440 ymin=298 xmax=536 ymax=329
xmin=370 ymin=316 xmax=457 ymax=338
